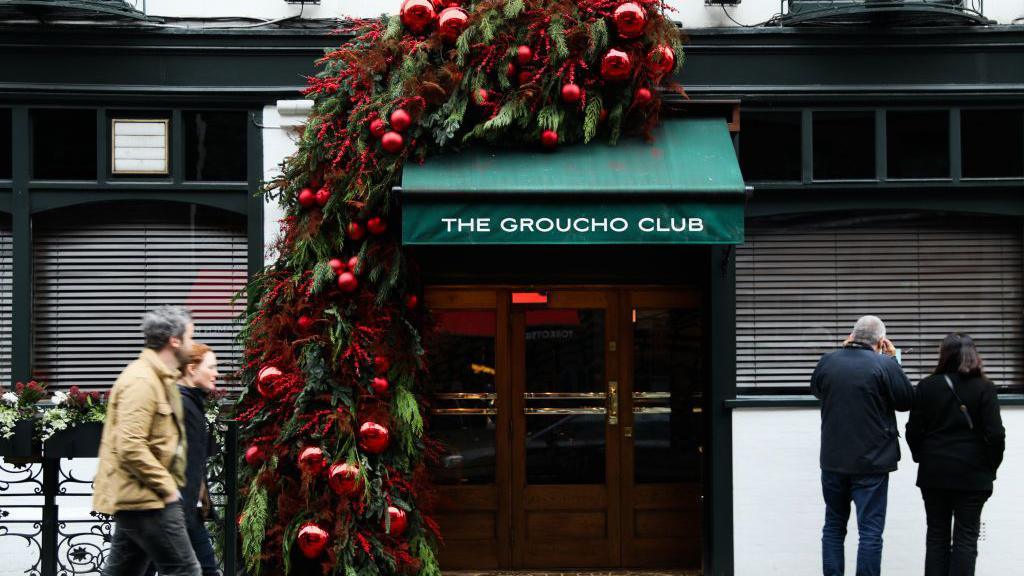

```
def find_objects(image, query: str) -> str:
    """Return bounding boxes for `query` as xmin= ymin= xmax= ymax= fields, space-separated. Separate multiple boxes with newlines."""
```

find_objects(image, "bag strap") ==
xmin=943 ymin=374 xmax=975 ymax=431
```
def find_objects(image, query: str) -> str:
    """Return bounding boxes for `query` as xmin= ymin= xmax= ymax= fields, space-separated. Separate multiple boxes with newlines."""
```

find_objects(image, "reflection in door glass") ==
xmin=525 ymin=309 xmax=605 ymax=484
xmin=633 ymin=308 xmax=704 ymax=484
xmin=426 ymin=310 xmax=497 ymax=485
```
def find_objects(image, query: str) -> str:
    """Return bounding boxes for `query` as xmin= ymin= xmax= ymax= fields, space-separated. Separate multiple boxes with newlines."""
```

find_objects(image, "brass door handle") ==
xmin=607 ymin=380 xmax=618 ymax=426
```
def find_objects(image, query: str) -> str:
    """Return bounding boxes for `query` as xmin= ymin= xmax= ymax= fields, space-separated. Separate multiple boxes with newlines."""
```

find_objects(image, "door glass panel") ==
xmin=632 ymin=308 xmax=704 ymax=484
xmin=524 ymin=308 xmax=605 ymax=485
xmin=426 ymin=309 xmax=497 ymax=485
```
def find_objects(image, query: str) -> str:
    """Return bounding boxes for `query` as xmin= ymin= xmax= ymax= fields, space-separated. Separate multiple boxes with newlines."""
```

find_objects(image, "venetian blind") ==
xmin=32 ymin=203 xmax=248 ymax=393
xmin=1 ymin=216 xmax=11 ymax=387
xmin=737 ymin=220 xmax=1023 ymax=392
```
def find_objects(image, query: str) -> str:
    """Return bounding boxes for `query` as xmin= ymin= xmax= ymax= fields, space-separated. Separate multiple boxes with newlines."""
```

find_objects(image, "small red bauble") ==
xmin=366 ymin=216 xmax=388 ymax=235
xmin=381 ymin=131 xmax=405 ymax=154
xmin=297 ymin=523 xmax=329 ymax=559
xmin=374 ymin=355 xmax=390 ymax=374
xmin=635 ymin=87 xmax=652 ymax=105
xmin=600 ymin=108 xmax=609 ymax=123
xmin=385 ymin=506 xmax=408 ymax=536
xmin=359 ymin=421 xmax=391 ymax=454
xmin=256 ymin=366 xmax=282 ymax=397
xmin=474 ymin=88 xmax=490 ymax=106
xmin=244 ymin=445 xmax=265 ymax=466
xmin=298 ymin=446 xmax=326 ymax=474
xmin=371 ymin=377 xmax=389 ymax=394
xmin=297 ymin=188 xmax=316 ymax=208
xmin=516 ymin=45 xmax=533 ymax=65
xmin=400 ymin=0 xmax=436 ymax=34
xmin=369 ymin=118 xmax=387 ymax=139
xmin=337 ymin=272 xmax=358 ymax=293
xmin=297 ymin=315 xmax=314 ymax=332
xmin=438 ymin=6 xmax=469 ymax=42
xmin=390 ymin=109 xmax=412 ymax=132
xmin=315 ymin=187 xmax=331 ymax=207
xmin=613 ymin=2 xmax=647 ymax=39
xmin=647 ymin=45 xmax=676 ymax=76
xmin=404 ymin=294 xmax=419 ymax=310
xmin=328 ymin=258 xmax=346 ymax=275
xmin=347 ymin=256 xmax=360 ymax=273
xmin=505 ymin=62 xmax=517 ymax=79
xmin=517 ymin=70 xmax=533 ymax=86
xmin=601 ymin=49 xmax=632 ymax=82
xmin=328 ymin=462 xmax=362 ymax=496
xmin=347 ymin=222 xmax=366 ymax=241
xmin=560 ymin=83 xmax=582 ymax=104
xmin=540 ymin=129 xmax=559 ymax=149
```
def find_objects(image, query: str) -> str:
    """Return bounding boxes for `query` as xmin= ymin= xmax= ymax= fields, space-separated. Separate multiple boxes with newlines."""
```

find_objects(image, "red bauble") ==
xmin=297 ymin=523 xmax=329 ymax=559
xmin=256 ymin=366 xmax=282 ymax=397
xmin=647 ymin=45 xmax=676 ymax=76
xmin=600 ymin=108 xmax=609 ymax=123
xmin=371 ymin=377 xmax=389 ymax=394
xmin=390 ymin=109 xmax=412 ymax=132
xmin=438 ymin=6 xmax=469 ymax=42
xmin=347 ymin=222 xmax=365 ymax=241
xmin=517 ymin=70 xmax=533 ymax=86
xmin=337 ymin=272 xmax=358 ymax=293
xmin=613 ymin=2 xmax=647 ymax=39
xmin=328 ymin=258 xmax=346 ymax=275
xmin=347 ymin=256 xmax=360 ymax=273
xmin=505 ymin=62 xmax=517 ymax=79
xmin=298 ymin=446 xmax=326 ymax=474
xmin=474 ymin=88 xmax=490 ymax=105
xmin=516 ymin=45 xmax=533 ymax=65
xmin=328 ymin=462 xmax=362 ymax=496
xmin=400 ymin=0 xmax=436 ymax=34
xmin=297 ymin=315 xmax=314 ymax=332
xmin=366 ymin=216 xmax=388 ymax=235
xmin=244 ymin=445 xmax=265 ymax=466
xmin=385 ymin=506 xmax=408 ymax=536
xmin=359 ymin=422 xmax=391 ymax=454
xmin=404 ymin=294 xmax=419 ymax=310
xmin=297 ymin=188 xmax=316 ymax=208
xmin=315 ymin=187 xmax=331 ymax=207
xmin=600 ymin=49 xmax=632 ymax=82
xmin=374 ymin=355 xmax=391 ymax=374
xmin=381 ymin=131 xmax=404 ymax=154
xmin=540 ymin=129 xmax=559 ymax=150
xmin=369 ymin=118 xmax=387 ymax=139
xmin=560 ymin=83 xmax=582 ymax=104
xmin=635 ymin=87 xmax=653 ymax=105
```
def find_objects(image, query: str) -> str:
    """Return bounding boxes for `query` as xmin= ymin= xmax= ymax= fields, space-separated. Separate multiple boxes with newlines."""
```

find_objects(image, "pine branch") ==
xmin=587 ymin=19 xmax=608 ymax=60
xmin=549 ymin=17 xmax=568 ymax=64
xmin=241 ymin=484 xmax=269 ymax=576
xmin=608 ymin=102 xmax=624 ymax=145
xmin=583 ymin=94 xmax=603 ymax=143
xmin=503 ymin=0 xmax=524 ymax=19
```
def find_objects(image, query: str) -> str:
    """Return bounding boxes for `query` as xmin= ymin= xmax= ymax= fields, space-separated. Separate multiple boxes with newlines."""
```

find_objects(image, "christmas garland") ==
xmin=235 ymin=1 xmax=683 ymax=574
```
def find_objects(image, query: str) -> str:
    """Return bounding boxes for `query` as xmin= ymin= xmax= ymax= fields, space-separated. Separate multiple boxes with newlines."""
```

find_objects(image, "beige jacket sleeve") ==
xmin=115 ymin=377 xmax=178 ymax=500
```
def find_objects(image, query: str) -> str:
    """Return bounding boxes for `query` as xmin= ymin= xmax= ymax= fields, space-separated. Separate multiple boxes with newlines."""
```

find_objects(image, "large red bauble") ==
xmin=297 ymin=523 xmax=329 ymax=559
xmin=374 ymin=355 xmax=390 ymax=374
xmin=601 ymin=49 xmax=632 ymax=82
xmin=256 ymin=366 xmax=282 ymax=397
xmin=438 ymin=6 xmax=469 ymax=42
xmin=635 ymin=87 xmax=653 ymax=105
xmin=337 ymin=272 xmax=358 ymax=293
xmin=369 ymin=118 xmax=387 ymax=139
xmin=560 ymin=83 xmax=582 ymax=104
xmin=647 ymin=45 xmax=676 ymax=76
xmin=328 ymin=258 xmax=346 ymax=275
xmin=298 ymin=446 xmax=326 ymax=474
xmin=381 ymin=131 xmax=404 ymax=154
xmin=366 ymin=216 xmax=388 ymax=235
xmin=390 ymin=109 xmax=412 ymax=132
xmin=359 ymin=422 xmax=391 ymax=454
xmin=613 ymin=2 xmax=647 ymax=39
xmin=515 ymin=45 xmax=533 ymax=65
xmin=540 ymin=129 xmax=559 ymax=149
xmin=404 ymin=294 xmax=419 ymax=310
xmin=347 ymin=222 xmax=365 ymax=241
xmin=328 ymin=462 xmax=362 ymax=496
xmin=517 ymin=70 xmax=533 ymax=86
xmin=400 ymin=0 xmax=436 ymax=34
xmin=315 ymin=187 xmax=331 ymax=207
xmin=474 ymin=88 xmax=490 ymax=105
xmin=297 ymin=188 xmax=316 ymax=208
xmin=347 ymin=256 xmax=360 ymax=273
xmin=297 ymin=315 xmax=315 ymax=332
xmin=385 ymin=506 xmax=408 ymax=536
xmin=371 ymin=377 xmax=389 ymax=394
xmin=244 ymin=445 xmax=265 ymax=466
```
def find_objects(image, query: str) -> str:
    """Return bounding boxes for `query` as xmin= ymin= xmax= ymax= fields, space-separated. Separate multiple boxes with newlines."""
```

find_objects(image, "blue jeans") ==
xmin=821 ymin=471 xmax=889 ymax=576
xmin=103 ymin=501 xmax=200 ymax=576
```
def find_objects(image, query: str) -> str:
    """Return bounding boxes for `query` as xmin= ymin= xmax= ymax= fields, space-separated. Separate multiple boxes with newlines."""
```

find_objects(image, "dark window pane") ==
xmin=887 ymin=110 xmax=949 ymax=179
xmin=185 ymin=111 xmax=247 ymax=181
xmin=962 ymin=110 xmax=1024 ymax=178
xmin=813 ymin=111 xmax=875 ymax=180
xmin=740 ymin=111 xmax=801 ymax=181
xmin=32 ymin=109 xmax=96 ymax=180
xmin=0 ymin=110 xmax=11 ymax=179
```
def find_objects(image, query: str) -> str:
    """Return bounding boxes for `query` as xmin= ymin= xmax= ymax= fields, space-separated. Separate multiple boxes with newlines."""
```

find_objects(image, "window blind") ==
xmin=737 ymin=219 xmax=1023 ymax=392
xmin=32 ymin=203 xmax=248 ymax=393
xmin=0 ymin=216 xmax=11 ymax=387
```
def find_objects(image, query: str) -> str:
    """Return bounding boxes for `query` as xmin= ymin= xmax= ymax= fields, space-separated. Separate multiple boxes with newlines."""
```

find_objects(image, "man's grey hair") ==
xmin=851 ymin=315 xmax=886 ymax=346
xmin=141 ymin=306 xmax=192 ymax=350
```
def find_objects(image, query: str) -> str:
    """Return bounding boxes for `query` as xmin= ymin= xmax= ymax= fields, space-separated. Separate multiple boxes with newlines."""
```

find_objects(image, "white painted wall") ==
xmin=136 ymin=0 xmax=1024 ymax=27
xmin=734 ymin=406 xmax=1024 ymax=576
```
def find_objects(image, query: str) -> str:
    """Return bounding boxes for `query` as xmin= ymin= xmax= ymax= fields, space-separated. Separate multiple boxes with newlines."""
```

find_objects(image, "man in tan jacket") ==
xmin=95 ymin=306 xmax=201 ymax=576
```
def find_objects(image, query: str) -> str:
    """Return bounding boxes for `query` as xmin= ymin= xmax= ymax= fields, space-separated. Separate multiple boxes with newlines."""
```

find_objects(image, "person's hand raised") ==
xmin=879 ymin=337 xmax=897 ymax=357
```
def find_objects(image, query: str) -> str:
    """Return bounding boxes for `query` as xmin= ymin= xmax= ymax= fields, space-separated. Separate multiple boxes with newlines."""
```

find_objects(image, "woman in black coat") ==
xmin=906 ymin=333 xmax=1006 ymax=576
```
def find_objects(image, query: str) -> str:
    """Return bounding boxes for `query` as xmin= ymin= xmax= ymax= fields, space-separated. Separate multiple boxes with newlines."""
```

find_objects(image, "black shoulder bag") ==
xmin=942 ymin=374 xmax=974 ymax=430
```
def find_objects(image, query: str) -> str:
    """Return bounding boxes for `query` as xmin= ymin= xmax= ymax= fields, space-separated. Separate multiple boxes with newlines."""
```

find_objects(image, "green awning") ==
xmin=401 ymin=117 xmax=745 ymax=245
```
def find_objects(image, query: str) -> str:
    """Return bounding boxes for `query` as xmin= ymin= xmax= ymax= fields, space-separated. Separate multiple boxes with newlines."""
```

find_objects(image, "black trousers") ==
xmin=921 ymin=487 xmax=991 ymax=576
xmin=102 ymin=501 xmax=201 ymax=576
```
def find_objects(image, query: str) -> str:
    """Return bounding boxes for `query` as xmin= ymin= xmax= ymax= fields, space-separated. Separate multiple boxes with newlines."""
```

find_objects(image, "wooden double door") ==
xmin=426 ymin=287 xmax=704 ymax=569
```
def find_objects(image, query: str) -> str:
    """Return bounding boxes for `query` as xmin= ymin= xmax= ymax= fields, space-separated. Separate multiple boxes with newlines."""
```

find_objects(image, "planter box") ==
xmin=44 ymin=421 xmax=104 ymax=459
xmin=0 ymin=419 xmax=39 ymax=459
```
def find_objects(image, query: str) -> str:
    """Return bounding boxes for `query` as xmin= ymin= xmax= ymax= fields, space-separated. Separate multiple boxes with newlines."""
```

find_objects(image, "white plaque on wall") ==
xmin=111 ymin=119 xmax=169 ymax=175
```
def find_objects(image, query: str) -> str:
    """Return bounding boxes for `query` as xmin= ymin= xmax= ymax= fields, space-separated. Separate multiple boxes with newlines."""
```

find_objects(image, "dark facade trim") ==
xmin=726 ymin=395 xmax=1024 ymax=408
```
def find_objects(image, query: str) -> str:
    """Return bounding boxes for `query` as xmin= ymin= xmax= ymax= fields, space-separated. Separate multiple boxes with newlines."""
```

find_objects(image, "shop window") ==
xmin=31 ymin=109 xmax=97 ymax=180
xmin=32 ymin=202 xmax=248 ymax=393
xmin=887 ymin=110 xmax=949 ymax=179
xmin=962 ymin=109 xmax=1024 ymax=178
xmin=736 ymin=216 xmax=1024 ymax=393
xmin=185 ymin=111 xmax=247 ymax=181
xmin=813 ymin=111 xmax=875 ymax=180
xmin=0 ymin=109 xmax=11 ymax=179
xmin=739 ymin=111 xmax=802 ymax=181
xmin=0 ymin=215 xmax=11 ymax=387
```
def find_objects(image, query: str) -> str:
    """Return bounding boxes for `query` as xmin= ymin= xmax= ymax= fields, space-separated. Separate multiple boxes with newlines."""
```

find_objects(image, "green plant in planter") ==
xmin=38 ymin=386 xmax=108 ymax=442
xmin=1 ymin=380 xmax=47 ymax=439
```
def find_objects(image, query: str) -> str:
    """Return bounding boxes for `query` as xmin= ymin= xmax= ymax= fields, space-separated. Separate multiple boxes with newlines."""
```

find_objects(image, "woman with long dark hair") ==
xmin=906 ymin=333 xmax=1006 ymax=576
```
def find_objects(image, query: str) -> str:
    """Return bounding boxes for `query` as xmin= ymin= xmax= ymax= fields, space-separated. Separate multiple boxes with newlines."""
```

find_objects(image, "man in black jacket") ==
xmin=811 ymin=315 xmax=914 ymax=576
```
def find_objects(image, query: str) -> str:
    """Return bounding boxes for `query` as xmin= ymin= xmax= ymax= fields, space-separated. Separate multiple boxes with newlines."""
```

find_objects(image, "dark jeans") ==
xmin=142 ymin=508 xmax=220 ymax=576
xmin=102 ymin=501 xmax=200 ymax=576
xmin=921 ymin=488 xmax=991 ymax=576
xmin=821 ymin=471 xmax=890 ymax=576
